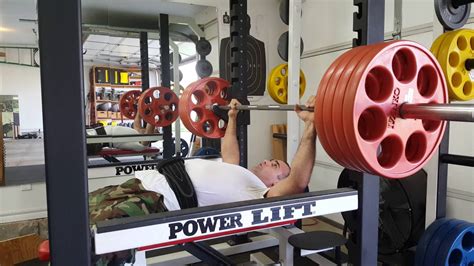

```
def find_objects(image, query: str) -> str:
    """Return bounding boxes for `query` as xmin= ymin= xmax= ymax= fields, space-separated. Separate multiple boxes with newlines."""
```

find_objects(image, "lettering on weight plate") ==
xmin=387 ymin=88 xmax=401 ymax=129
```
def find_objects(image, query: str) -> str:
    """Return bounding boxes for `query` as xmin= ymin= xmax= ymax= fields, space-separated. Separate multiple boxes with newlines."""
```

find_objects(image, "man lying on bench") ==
xmin=87 ymin=96 xmax=317 ymax=265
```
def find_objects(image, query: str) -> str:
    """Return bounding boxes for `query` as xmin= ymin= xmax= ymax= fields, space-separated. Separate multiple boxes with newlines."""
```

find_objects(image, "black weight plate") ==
xmin=279 ymin=0 xmax=289 ymax=24
xmin=219 ymin=35 xmax=266 ymax=96
xmin=170 ymin=68 xmax=184 ymax=82
xmin=196 ymin=59 xmax=213 ymax=78
xmin=196 ymin=39 xmax=212 ymax=56
xmin=277 ymin=31 xmax=304 ymax=61
xmin=435 ymin=0 xmax=471 ymax=30
xmin=172 ymin=137 xmax=189 ymax=157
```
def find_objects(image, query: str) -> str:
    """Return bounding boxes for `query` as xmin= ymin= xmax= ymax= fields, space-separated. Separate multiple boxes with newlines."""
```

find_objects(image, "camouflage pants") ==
xmin=89 ymin=178 xmax=168 ymax=266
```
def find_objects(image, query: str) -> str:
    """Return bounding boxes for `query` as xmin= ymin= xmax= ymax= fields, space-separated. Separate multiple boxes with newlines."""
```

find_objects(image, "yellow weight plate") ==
xmin=431 ymin=30 xmax=452 ymax=58
xmin=434 ymin=29 xmax=474 ymax=101
xmin=267 ymin=63 xmax=306 ymax=104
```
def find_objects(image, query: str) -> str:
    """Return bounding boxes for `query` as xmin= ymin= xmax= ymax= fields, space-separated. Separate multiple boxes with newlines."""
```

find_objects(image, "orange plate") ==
xmin=179 ymin=77 xmax=231 ymax=138
xmin=345 ymin=41 xmax=447 ymax=178
xmin=330 ymin=45 xmax=375 ymax=173
xmin=137 ymin=87 xmax=180 ymax=127
xmin=119 ymin=90 xmax=141 ymax=119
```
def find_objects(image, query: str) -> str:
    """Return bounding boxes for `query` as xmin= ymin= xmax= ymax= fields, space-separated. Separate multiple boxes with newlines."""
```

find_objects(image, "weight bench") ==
xmin=96 ymin=147 xmax=161 ymax=163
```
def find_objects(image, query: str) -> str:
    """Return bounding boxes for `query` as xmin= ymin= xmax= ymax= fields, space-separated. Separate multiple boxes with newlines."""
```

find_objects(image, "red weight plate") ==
xmin=119 ymin=90 xmax=141 ymax=119
xmin=315 ymin=48 xmax=360 ymax=167
xmin=342 ymin=42 xmax=399 ymax=175
xmin=137 ymin=87 xmax=180 ymax=127
xmin=345 ymin=41 xmax=447 ymax=178
xmin=179 ymin=77 xmax=231 ymax=138
xmin=322 ymin=46 xmax=371 ymax=171
xmin=330 ymin=45 xmax=375 ymax=173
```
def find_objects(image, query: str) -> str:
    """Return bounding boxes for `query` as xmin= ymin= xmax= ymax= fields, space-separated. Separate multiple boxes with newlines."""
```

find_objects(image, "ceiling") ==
xmin=0 ymin=0 xmax=210 ymax=46
xmin=82 ymin=34 xmax=197 ymax=67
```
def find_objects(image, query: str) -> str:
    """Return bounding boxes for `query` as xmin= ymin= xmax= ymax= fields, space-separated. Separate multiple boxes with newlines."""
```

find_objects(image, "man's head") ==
xmin=251 ymin=159 xmax=291 ymax=188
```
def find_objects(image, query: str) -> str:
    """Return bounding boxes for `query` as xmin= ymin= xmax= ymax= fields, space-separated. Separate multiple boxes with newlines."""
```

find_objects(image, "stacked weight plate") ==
xmin=415 ymin=218 xmax=473 ymax=266
xmin=431 ymin=29 xmax=474 ymax=101
xmin=315 ymin=41 xmax=448 ymax=178
xmin=179 ymin=77 xmax=230 ymax=138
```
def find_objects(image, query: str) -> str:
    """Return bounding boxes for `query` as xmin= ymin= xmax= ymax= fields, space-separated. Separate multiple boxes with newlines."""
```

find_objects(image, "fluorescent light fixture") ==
xmin=12 ymin=97 xmax=19 ymax=100
xmin=0 ymin=27 xmax=14 ymax=32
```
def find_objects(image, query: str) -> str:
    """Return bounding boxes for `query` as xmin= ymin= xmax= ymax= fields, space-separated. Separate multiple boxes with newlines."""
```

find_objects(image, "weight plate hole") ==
xmin=204 ymin=81 xmax=217 ymax=96
xmin=448 ymin=249 xmax=463 ymax=265
xmin=144 ymin=96 xmax=153 ymax=105
xmin=417 ymin=65 xmax=438 ymax=98
xmin=449 ymin=51 xmax=460 ymax=67
xmin=405 ymin=132 xmax=427 ymax=164
xmin=461 ymin=231 xmax=473 ymax=251
xmin=144 ymin=108 xmax=152 ymax=115
xmin=190 ymin=110 xmax=201 ymax=123
xmin=357 ymin=107 xmax=387 ymax=141
xmin=165 ymin=113 xmax=173 ymax=121
xmin=457 ymin=35 xmax=468 ymax=50
xmin=470 ymin=37 xmax=474 ymax=51
xmin=218 ymin=119 xmax=226 ymax=129
xmin=377 ymin=135 xmax=403 ymax=169
xmin=451 ymin=72 xmax=463 ymax=87
xmin=278 ymin=88 xmax=285 ymax=97
xmin=154 ymin=115 xmax=160 ymax=123
xmin=463 ymin=82 xmax=473 ymax=96
xmin=170 ymin=103 xmax=177 ymax=111
xmin=422 ymin=119 xmax=441 ymax=132
xmin=220 ymin=88 xmax=228 ymax=99
xmin=275 ymin=77 xmax=281 ymax=85
xmin=164 ymin=92 xmax=172 ymax=101
xmin=202 ymin=120 xmax=214 ymax=133
xmin=392 ymin=48 xmax=417 ymax=83
xmin=365 ymin=67 xmax=393 ymax=102
xmin=191 ymin=90 xmax=205 ymax=105
xmin=280 ymin=68 xmax=287 ymax=76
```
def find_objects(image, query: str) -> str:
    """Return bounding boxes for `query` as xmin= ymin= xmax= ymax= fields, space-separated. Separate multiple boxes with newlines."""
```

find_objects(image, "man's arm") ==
xmin=133 ymin=114 xmax=156 ymax=146
xmin=266 ymin=121 xmax=316 ymax=197
xmin=267 ymin=96 xmax=317 ymax=197
xmin=221 ymin=99 xmax=240 ymax=165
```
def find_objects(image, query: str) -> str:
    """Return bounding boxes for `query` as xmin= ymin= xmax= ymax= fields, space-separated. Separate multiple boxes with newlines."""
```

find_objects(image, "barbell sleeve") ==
xmin=399 ymin=103 xmax=474 ymax=122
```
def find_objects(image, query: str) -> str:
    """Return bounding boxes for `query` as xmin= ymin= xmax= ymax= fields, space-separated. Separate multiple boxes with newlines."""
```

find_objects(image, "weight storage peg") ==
xmin=196 ymin=59 xmax=213 ymax=78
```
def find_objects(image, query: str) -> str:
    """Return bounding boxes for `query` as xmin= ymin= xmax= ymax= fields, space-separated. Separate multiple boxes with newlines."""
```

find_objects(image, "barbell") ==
xmin=178 ymin=40 xmax=474 ymax=178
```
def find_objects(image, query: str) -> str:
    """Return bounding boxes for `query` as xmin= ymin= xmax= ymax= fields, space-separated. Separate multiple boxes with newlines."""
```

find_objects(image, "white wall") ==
xmin=0 ymin=64 xmax=43 ymax=132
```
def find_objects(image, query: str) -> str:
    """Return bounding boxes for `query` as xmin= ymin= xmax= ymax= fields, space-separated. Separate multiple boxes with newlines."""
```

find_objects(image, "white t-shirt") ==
xmin=86 ymin=125 xmax=145 ymax=151
xmin=135 ymin=159 xmax=269 ymax=211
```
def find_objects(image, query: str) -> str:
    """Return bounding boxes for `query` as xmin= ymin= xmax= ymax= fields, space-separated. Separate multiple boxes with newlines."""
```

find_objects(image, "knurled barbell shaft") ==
xmin=215 ymin=104 xmax=314 ymax=112
xmin=400 ymin=103 xmax=474 ymax=122
xmin=451 ymin=0 xmax=473 ymax=9
xmin=212 ymin=103 xmax=474 ymax=122
xmin=465 ymin=58 xmax=474 ymax=71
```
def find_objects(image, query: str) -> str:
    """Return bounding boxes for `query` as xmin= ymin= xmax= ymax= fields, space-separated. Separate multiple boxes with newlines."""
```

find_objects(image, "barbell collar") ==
xmin=451 ymin=0 xmax=473 ymax=9
xmin=399 ymin=103 xmax=474 ymax=122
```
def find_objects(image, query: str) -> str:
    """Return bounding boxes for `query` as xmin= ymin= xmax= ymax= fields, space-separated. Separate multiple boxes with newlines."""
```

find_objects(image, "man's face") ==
xmin=251 ymin=159 xmax=291 ymax=187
